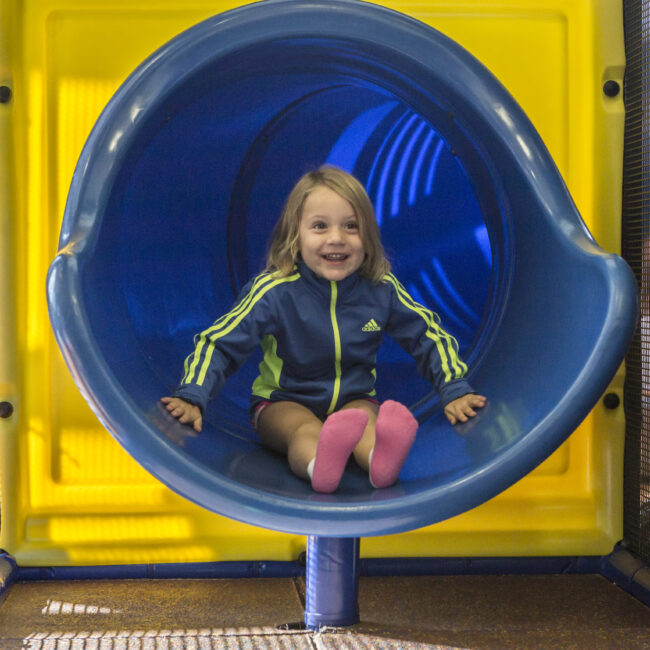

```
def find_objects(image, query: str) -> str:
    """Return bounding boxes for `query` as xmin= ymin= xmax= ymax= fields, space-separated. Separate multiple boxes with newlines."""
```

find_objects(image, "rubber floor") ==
xmin=0 ymin=574 xmax=648 ymax=648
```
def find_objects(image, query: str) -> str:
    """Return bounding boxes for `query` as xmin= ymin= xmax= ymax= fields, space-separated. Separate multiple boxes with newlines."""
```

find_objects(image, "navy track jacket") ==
xmin=174 ymin=262 xmax=473 ymax=417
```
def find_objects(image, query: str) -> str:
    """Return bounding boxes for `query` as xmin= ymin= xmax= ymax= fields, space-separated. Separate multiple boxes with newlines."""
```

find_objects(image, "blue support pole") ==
xmin=304 ymin=536 xmax=360 ymax=629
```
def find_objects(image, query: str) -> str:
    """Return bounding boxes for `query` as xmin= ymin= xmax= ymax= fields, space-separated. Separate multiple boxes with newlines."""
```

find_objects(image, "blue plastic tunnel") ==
xmin=47 ymin=0 xmax=637 ymax=538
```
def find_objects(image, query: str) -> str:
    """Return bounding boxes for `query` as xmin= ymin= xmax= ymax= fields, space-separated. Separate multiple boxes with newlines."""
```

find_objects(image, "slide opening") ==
xmin=84 ymin=36 xmax=508 ymax=443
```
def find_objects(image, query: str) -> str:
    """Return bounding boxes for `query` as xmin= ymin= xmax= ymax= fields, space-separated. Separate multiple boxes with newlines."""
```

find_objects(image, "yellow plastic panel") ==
xmin=0 ymin=0 xmax=626 ymax=566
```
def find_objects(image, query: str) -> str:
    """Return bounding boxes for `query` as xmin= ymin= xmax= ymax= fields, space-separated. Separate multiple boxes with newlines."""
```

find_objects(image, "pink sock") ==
xmin=369 ymin=400 xmax=418 ymax=489
xmin=311 ymin=409 xmax=368 ymax=493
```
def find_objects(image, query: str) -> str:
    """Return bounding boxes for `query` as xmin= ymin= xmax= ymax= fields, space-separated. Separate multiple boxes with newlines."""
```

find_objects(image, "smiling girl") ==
xmin=162 ymin=166 xmax=485 ymax=492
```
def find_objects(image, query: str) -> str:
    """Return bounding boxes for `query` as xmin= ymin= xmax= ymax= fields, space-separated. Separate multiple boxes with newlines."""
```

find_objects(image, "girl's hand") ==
xmin=444 ymin=393 xmax=487 ymax=426
xmin=161 ymin=396 xmax=203 ymax=432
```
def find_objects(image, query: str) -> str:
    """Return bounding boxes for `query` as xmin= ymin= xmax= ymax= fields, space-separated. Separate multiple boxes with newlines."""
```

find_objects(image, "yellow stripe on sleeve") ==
xmin=181 ymin=273 xmax=274 ymax=384
xmin=189 ymin=272 xmax=300 ymax=387
xmin=384 ymin=273 xmax=467 ymax=381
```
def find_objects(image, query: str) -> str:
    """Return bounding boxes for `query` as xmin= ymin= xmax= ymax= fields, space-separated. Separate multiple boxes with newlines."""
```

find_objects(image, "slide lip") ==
xmin=47 ymin=237 xmax=638 ymax=539
xmin=47 ymin=0 xmax=638 ymax=537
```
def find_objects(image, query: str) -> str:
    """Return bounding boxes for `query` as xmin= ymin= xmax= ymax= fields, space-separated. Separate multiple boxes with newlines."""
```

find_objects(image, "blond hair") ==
xmin=266 ymin=166 xmax=390 ymax=283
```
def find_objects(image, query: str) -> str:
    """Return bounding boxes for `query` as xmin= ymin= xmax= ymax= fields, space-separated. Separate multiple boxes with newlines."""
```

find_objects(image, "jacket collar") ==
xmin=297 ymin=261 xmax=361 ymax=297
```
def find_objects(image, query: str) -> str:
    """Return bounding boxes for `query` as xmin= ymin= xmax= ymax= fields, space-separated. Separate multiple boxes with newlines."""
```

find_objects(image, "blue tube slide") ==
xmin=47 ymin=0 xmax=637 ymax=538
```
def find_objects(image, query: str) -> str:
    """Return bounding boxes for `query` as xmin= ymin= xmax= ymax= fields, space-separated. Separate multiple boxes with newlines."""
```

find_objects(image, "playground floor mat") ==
xmin=0 ymin=574 xmax=649 ymax=649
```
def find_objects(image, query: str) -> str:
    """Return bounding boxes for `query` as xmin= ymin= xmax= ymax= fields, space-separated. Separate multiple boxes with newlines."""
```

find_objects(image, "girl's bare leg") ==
xmin=256 ymin=401 xmax=322 ymax=480
xmin=257 ymin=400 xmax=370 ymax=492
xmin=342 ymin=399 xmax=379 ymax=472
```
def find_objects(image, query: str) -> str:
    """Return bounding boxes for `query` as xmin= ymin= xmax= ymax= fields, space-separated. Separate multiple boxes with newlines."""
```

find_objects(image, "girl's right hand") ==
xmin=161 ymin=396 xmax=203 ymax=432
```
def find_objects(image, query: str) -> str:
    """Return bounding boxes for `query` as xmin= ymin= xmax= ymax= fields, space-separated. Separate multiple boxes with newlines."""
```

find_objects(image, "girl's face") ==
xmin=298 ymin=185 xmax=365 ymax=282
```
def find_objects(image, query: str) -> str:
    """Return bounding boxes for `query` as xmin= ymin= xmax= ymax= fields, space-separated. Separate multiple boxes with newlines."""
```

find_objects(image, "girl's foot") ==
xmin=311 ymin=409 xmax=369 ymax=493
xmin=370 ymin=400 xmax=418 ymax=488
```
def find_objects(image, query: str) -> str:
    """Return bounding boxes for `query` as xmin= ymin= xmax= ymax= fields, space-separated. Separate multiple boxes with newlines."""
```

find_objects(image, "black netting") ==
xmin=622 ymin=0 xmax=650 ymax=563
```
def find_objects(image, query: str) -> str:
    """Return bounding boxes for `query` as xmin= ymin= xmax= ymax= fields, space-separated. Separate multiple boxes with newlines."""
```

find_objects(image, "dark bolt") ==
xmin=0 ymin=86 xmax=12 ymax=103
xmin=603 ymin=80 xmax=620 ymax=98
xmin=0 ymin=401 xmax=14 ymax=418
xmin=602 ymin=393 xmax=620 ymax=410
xmin=277 ymin=621 xmax=307 ymax=631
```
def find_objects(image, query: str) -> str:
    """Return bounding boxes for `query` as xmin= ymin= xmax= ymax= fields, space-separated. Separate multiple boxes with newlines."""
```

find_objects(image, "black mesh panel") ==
xmin=622 ymin=0 xmax=650 ymax=563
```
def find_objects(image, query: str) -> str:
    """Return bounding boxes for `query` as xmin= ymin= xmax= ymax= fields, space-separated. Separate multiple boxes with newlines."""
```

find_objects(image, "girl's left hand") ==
xmin=444 ymin=393 xmax=487 ymax=425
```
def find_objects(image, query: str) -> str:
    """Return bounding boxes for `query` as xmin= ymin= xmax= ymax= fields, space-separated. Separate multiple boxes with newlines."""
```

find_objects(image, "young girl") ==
xmin=162 ymin=166 xmax=486 ymax=493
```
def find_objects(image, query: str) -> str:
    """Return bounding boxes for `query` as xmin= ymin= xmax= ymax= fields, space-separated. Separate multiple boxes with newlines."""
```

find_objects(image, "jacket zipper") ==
xmin=326 ymin=281 xmax=342 ymax=415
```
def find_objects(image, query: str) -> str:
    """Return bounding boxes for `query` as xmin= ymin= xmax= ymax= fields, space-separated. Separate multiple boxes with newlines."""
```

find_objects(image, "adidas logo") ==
xmin=362 ymin=319 xmax=381 ymax=332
